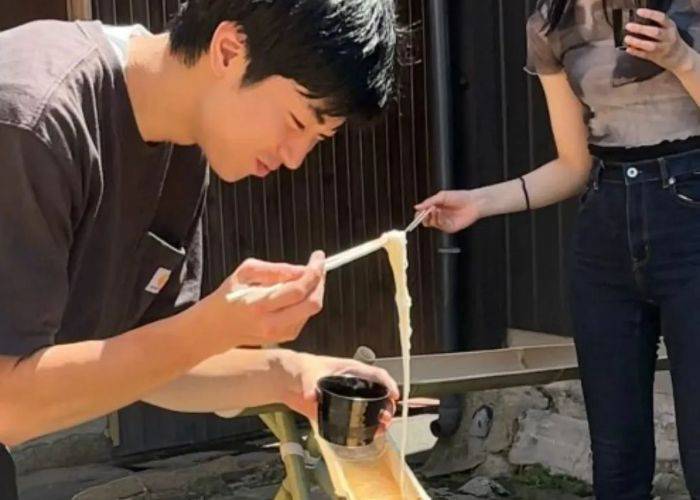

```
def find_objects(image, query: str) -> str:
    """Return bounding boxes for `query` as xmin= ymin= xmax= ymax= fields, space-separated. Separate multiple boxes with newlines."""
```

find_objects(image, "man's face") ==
xmin=197 ymin=74 xmax=345 ymax=182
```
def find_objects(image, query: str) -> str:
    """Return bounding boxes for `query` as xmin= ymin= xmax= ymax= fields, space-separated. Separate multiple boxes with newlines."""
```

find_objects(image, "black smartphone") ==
xmin=613 ymin=1 xmax=663 ymax=50
xmin=632 ymin=0 xmax=663 ymax=28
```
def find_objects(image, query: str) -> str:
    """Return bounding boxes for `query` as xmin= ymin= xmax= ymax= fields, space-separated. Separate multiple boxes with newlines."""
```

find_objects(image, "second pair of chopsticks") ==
xmin=224 ymin=207 xmax=433 ymax=303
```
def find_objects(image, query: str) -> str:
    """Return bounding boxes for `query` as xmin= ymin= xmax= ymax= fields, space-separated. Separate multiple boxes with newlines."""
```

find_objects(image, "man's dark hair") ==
xmin=169 ymin=0 xmax=398 ymax=123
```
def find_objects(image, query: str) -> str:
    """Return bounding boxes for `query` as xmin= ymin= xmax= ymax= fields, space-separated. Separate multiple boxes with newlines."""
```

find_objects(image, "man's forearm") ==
xmin=0 ymin=305 xmax=218 ymax=447
xmin=141 ymin=348 xmax=298 ymax=414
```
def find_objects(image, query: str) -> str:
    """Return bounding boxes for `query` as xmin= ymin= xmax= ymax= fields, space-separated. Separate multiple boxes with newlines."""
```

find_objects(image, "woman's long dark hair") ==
xmin=539 ymin=0 xmax=672 ymax=33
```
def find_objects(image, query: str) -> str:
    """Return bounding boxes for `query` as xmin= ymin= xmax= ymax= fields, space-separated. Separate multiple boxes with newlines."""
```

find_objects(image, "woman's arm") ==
xmin=672 ymin=50 xmax=700 ymax=106
xmin=479 ymin=71 xmax=592 ymax=214
xmin=416 ymin=71 xmax=592 ymax=233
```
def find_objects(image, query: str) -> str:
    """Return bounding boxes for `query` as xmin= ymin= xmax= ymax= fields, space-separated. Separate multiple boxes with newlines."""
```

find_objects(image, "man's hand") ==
xmin=281 ymin=352 xmax=399 ymax=427
xmin=190 ymin=251 xmax=326 ymax=350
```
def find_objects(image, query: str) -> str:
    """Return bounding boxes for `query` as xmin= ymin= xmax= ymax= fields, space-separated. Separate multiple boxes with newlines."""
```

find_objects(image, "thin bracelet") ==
xmin=519 ymin=176 xmax=531 ymax=211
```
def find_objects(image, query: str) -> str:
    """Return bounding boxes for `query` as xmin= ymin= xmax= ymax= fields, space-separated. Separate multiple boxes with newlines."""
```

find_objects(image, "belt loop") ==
xmin=659 ymin=157 xmax=672 ymax=189
xmin=592 ymin=159 xmax=602 ymax=191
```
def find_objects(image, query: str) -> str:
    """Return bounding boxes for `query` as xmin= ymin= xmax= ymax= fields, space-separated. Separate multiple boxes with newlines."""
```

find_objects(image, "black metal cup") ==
xmin=316 ymin=375 xmax=392 ymax=448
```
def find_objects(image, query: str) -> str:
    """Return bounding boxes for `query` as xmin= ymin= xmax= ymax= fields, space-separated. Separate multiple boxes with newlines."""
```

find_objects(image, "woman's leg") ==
xmin=570 ymin=266 xmax=659 ymax=500
xmin=660 ymin=274 xmax=700 ymax=499
xmin=570 ymin=174 xmax=659 ymax=500
xmin=641 ymin=151 xmax=700 ymax=498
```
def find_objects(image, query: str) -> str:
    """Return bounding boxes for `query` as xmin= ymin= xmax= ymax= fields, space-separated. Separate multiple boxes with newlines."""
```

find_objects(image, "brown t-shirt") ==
xmin=0 ymin=20 xmax=209 ymax=356
xmin=526 ymin=0 xmax=700 ymax=147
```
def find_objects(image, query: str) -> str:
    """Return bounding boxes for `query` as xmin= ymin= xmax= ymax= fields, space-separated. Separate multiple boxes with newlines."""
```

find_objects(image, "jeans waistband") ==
xmin=591 ymin=148 xmax=700 ymax=188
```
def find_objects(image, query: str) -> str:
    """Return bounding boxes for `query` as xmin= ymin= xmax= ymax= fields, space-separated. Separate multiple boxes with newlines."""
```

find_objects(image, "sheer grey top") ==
xmin=526 ymin=0 xmax=700 ymax=147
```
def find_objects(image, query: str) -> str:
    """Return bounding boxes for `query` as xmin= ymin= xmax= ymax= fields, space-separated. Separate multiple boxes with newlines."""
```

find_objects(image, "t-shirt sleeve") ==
xmin=0 ymin=125 xmax=76 ymax=356
xmin=525 ymin=9 xmax=564 ymax=75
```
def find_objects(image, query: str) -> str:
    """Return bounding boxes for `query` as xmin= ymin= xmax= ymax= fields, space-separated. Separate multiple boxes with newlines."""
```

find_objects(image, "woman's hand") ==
xmin=415 ymin=190 xmax=482 ymax=233
xmin=625 ymin=9 xmax=693 ymax=73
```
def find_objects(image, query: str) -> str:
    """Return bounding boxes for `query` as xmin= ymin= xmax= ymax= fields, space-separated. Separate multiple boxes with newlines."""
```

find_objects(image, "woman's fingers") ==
xmin=625 ymin=22 xmax=663 ymax=41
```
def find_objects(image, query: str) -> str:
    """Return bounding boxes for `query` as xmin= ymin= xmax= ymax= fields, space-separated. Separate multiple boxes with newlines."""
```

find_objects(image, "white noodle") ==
xmin=382 ymin=230 xmax=412 ymax=495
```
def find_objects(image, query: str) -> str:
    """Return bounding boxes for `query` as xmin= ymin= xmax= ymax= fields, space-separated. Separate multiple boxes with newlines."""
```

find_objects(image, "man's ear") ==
xmin=209 ymin=21 xmax=248 ymax=78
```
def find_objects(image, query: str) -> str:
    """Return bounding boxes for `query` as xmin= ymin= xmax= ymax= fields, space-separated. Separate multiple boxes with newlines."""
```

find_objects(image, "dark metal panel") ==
xmin=522 ymin=1 xmax=576 ymax=337
xmin=501 ymin=0 xmax=538 ymax=331
xmin=91 ymin=0 xmax=178 ymax=31
xmin=0 ymin=0 xmax=67 ymax=30
xmin=116 ymin=404 xmax=263 ymax=459
xmin=449 ymin=0 xmax=509 ymax=351
xmin=447 ymin=0 xmax=575 ymax=341
xmin=499 ymin=0 xmax=576 ymax=336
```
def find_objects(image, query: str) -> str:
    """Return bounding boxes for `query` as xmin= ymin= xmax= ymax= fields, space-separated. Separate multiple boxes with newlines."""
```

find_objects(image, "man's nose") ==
xmin=280 ymin=135 xmax=319 ymax=170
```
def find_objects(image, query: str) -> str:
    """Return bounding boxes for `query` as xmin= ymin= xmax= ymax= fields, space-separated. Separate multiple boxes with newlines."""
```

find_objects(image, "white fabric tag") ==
xmin=145 ymin=267 xmax=172 ymax=294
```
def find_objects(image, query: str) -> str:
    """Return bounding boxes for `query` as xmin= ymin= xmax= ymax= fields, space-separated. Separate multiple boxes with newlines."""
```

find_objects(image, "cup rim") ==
xmin=317 ymin=375 xmax=390 ymax=403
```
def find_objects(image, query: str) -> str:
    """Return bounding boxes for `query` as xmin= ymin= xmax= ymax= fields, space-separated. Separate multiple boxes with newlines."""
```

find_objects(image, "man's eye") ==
xmin=290 ymin=114 xmax=305 ymax=130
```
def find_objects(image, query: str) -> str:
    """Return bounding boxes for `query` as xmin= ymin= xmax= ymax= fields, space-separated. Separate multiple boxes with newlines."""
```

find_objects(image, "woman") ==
xmin=417 ymin=1 xmax=700 ymax=498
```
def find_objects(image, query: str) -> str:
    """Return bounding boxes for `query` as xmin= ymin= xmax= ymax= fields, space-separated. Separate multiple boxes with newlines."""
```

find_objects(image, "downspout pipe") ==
xmin=426 ymin=0 xmax=463 ymax=438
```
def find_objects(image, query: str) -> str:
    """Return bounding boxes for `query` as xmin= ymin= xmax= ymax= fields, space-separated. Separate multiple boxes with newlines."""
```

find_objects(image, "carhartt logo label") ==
xmin=146 ymin=267 xmax=171 ymax=294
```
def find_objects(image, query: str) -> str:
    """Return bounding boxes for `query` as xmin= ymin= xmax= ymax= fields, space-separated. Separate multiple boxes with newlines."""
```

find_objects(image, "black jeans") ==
xmin=0 ymin=445 xmax=17 ymax=500
xmin=570 ymin=149 xmax=700 ymax=500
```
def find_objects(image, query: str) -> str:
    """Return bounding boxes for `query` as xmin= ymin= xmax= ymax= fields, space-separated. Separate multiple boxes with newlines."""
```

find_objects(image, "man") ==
xmin=0 ymin=0 xmax=399 ymax=494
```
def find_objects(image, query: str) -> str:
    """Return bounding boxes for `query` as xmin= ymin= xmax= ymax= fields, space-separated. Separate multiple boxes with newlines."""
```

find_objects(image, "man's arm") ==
xmin=0 ymin=252 xmax=328 ymax=448
xmin=141 ymin=347 xmax=290 ymax=414
xmin=141 ymin=348 xmax=401 ymax=422
xmin=0 ymin=126 xmax=328 ymax=447
xmin=0 ymin=306 xmax=214 ymax=447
